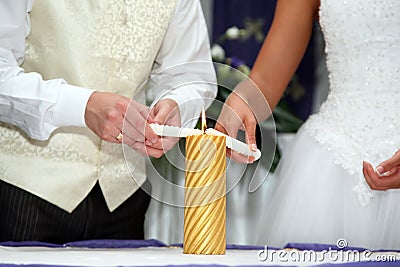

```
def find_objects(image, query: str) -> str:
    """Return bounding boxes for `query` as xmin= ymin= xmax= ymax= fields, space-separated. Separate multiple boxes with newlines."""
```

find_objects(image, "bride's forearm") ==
xmin=234 ymin=0 xmax=318 ymax=124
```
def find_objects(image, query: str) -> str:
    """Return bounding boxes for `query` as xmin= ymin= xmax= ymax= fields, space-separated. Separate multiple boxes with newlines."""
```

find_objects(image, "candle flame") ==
xmin=201 ymin=107 xmax=207 ymax=133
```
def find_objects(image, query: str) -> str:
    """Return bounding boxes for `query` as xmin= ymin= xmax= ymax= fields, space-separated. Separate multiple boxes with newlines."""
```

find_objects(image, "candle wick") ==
xmin=201 ymin=107 xmax=207 ymax=133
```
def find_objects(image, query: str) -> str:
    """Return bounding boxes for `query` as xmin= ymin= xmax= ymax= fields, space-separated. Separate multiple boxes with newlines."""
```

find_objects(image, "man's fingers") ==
xmin=152 ymin=106 xmax=172 ymax=124
xmin=151 ymin=99 xmax=179 ymax=125
xmin=144 ymin=136 xmax=178 ymax=151
xmin=159 ymin=137 xmax=179 ymax=152
xmin=124 ymin=104 xmax=159 ymax=143
xmin=144 ymin=123 xmax=159 ymax=144
xmin=121 ymin=119 xmax=145 ymax=143
xmin=131 ymin=142 xmax=165 ymax=158
xmin=121 ymin=134 xmax=137 ymax=147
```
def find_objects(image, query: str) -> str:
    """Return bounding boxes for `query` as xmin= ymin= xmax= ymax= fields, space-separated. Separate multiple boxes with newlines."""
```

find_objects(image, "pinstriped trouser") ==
xmin=0 ymin=179 xmax=151 ymax=244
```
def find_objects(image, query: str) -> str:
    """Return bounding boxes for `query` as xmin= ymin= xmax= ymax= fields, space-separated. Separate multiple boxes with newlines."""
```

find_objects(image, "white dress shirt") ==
xmin=0 ymin=0 xmax=217 ymax=141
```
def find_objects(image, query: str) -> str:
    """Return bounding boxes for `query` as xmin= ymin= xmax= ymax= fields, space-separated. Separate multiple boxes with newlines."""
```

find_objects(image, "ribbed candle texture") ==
xmin=184 ymin=134 xmax=226 ymax=255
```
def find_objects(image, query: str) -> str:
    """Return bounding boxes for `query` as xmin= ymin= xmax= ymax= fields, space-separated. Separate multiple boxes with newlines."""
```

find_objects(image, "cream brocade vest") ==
xmin=0 ymin=0 xmax=177 ymax=212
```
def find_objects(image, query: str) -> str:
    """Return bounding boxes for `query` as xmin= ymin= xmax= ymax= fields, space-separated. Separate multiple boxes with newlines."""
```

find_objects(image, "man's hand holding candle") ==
xmin=84 ymin=91 xmax=159 ymax=145
xmin=135 ymin=99 xmax=181 ymax=158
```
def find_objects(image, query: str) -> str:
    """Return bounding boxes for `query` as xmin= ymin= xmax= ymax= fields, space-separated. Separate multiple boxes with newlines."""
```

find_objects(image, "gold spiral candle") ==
xmin=184 ymin=134 xmax=226 ymax=255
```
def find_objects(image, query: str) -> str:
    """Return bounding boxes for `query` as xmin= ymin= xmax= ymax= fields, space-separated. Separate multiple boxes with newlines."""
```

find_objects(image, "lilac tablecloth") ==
xmin=0 ymin=240 xmax=398 ymax=267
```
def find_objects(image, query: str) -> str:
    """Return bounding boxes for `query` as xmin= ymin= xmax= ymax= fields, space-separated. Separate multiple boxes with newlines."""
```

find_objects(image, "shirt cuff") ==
xmin=53 ymin=84 xmax=95 ymax=127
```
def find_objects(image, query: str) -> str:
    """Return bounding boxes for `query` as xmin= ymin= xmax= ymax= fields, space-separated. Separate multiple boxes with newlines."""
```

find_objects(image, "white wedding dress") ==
xmin=256 ymin=0 xmax=400 ymax=250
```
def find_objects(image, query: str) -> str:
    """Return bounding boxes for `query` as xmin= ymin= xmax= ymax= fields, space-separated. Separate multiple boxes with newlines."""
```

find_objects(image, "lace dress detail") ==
xmin=303 ymin=0 xmax=400 ymax=206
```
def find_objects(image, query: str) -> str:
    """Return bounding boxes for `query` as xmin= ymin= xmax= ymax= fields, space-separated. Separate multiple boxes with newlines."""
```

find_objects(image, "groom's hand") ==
xmin=132 ymin=99 xmax=181 ymax=158
xmin=84 ymin=91 xmax=158 ymax=145
xmin=363 ymin=150 xmax=400 ymax=190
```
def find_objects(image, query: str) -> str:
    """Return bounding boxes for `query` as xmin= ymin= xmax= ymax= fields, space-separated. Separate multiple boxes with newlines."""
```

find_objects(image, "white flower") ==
xmin=226 ymin=26 xmax=240 ymax=40
xmin=211 ymin=44 xmax=225 ymax=61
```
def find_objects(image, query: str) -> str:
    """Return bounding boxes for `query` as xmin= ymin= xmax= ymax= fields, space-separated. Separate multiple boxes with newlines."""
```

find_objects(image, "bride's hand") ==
xmin=215 ymin=92 xmax=257 ymax=164
xmin=363 ymin=150 xmax=400 ymax=190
